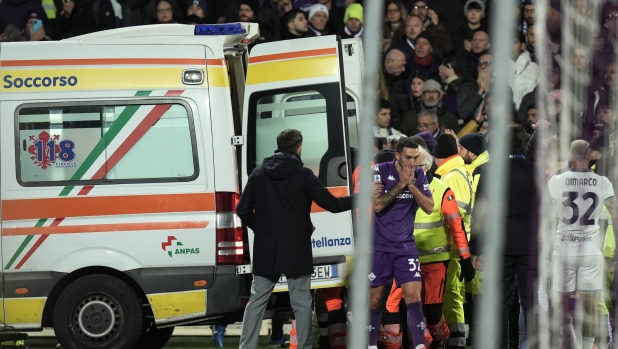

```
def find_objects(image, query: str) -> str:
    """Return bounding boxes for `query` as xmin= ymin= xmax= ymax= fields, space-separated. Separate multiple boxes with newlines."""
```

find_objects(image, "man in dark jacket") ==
xmin=470 ymin=124 xmax=537 ymax=349
xmin=237 ymin=129 xmax=353 ymax=349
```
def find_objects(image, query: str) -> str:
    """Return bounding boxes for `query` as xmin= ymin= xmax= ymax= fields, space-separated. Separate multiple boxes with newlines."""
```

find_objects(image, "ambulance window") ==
xmin=17 ymin=102 xmax=197 ymax=185
xmin=345 ymin=93 xmax=358 ymax=149
xmin=248 ymin=83 xmax=349 ymax=187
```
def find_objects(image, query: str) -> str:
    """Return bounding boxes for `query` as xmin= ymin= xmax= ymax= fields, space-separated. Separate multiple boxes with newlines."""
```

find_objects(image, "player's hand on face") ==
xmin=396 ymin=161 xmax=412 ymax=186
xmin=373 ymin=182 xmax=384 ymax=196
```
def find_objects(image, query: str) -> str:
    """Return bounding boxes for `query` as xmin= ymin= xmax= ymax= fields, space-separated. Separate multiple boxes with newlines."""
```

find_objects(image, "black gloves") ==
xmin=459 ymin=256 xmax=476 ymax=282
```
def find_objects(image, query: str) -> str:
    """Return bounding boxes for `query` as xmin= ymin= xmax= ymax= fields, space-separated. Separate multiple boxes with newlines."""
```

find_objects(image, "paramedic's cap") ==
xmin=459 ymin=133 xmax=486 ymax=156
xmin=432 ymin=134 xmax=458 ymax=158
xmin=187 ymin=0 xmax=207 ymax=11
xmin=422 ymin=79 xmax=441 ymax=93
xmin=239 ymin=0 xmax=260 ymax=15
xmin=23 ymin=9 xmax=44 ymax=28
xmin=308 ymin=4 xmax=329 ymax=21
xmin=464 ymin=0 xmax=485 ymax=18
xmin=344 ymin=3 xmax=364 ymax=24
xmin=414 ymin=131 xmax=436 ymax=152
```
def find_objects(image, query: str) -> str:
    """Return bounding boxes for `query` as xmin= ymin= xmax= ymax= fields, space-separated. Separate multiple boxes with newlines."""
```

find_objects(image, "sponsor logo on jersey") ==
xmin=560 ymin=234 xmax=592 ymax=242
xmin=414 ymin=272 xmax=420 ymax=277
xmin=374 ymin=174 xmax=381 ymax=182
xmin=387 ymin=175 xmax=396 ymax=181
xmin=368 ymin=272 xmax=376 ymax=281
xmin=312 ymin=237 xmax=352 ymax=248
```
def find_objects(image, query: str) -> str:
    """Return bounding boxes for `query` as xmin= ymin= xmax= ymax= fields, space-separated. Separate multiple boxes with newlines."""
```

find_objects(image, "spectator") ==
xmin=525 ymin=104 xmax=538 ymax=132
xmin=225 ymin=0 xmax=281 ymax=41
xmin=239 ymin=0 xmax=280 ymax=44
xmin=587 ymin=62 xmax=616 ymax=128
xmin=391 ymin=15 xmax=424 ymax=62
xmin=509 ymin=31 xmax=539 ymax=109
xmin=382 ymin=0 xmax=408 ymax=52
xmin=518 ymin=0 xmax=534 ymax=34
xmin=316 ymin=0 xmax=344 ymax=34
xmin=409 ymin=72 xmax=427 ymax=107
xmin=277 ymin=0 xmax=293 ymax=16
xmin=407 ymin=30 xmax=440 ymax=80
xmin=383 ymin=48 xmax=411 ymax=129
xmin=374 ymin=99 xmax=404 ymax=150
xmin=476 ymin=53 xmax=493 ymax=95
xmin=452 ymin=0 xmax=487 ymax=67
xmin=306 ymin=4 xmax=333 ymax=36
xmin=525 ymin=23 xmax=536 ymax=62
xmin=463 ymin=30 xmax=491 ymax=81
xmin=22 ymin=9 xmax=51 ymax=41
xmin=410 ymin=0 xmax=452 ymax=56
xmin=282 ymin=9 xmax=308 ymax=39
xmin=596 ymin=105 xmax=615 ymax=132
xmin=0 ymin=0 xmax=53 ymax=36
xmin=438 ymin=56 xmax=483 ymax=122
xmin=151 ymin=0 xmax=180 ymax=23
xmin=186 ymin=0 xmax=207 ymax=22
xmin=403 ymin=79 xmax=460 ymax=136
xmin=340 ymin=3 xmax=363 ymax=38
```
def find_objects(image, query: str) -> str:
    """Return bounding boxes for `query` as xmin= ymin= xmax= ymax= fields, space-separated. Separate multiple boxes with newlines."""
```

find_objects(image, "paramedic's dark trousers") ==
xmin=239 ymin=274 xmax=312 ymax=349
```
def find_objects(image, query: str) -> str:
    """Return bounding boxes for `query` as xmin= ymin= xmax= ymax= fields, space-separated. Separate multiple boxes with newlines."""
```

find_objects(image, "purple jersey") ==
xmin=373 ymin=160 xmax=431 ymax=252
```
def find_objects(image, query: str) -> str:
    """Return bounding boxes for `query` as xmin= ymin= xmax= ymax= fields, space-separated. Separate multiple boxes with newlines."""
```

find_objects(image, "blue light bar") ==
xmin=194 ymin=23 xmax=246 ymax=36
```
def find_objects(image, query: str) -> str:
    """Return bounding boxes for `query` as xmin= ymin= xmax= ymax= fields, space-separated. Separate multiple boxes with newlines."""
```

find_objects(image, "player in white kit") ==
xmin=548 ymin=140 xmax=618 ymax=349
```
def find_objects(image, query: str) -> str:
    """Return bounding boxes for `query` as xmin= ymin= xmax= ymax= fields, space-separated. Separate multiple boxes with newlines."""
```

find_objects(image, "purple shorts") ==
xmin=369 ymin=250 xmax=422 ymax=287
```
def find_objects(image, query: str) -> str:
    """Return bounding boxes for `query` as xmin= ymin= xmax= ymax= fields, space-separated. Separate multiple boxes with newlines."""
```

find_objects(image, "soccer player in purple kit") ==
xmin=369 ymin=137 xmax=434 ymax=349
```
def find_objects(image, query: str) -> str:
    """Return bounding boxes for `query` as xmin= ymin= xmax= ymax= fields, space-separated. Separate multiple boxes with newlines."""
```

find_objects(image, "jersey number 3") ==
xmin=561 ymin=191 xmax=599 ymax=226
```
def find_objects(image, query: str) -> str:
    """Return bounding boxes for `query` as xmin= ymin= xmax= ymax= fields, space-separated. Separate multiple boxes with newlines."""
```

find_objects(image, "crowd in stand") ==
xmin=7 ymin=0 xmax=618 ymax=348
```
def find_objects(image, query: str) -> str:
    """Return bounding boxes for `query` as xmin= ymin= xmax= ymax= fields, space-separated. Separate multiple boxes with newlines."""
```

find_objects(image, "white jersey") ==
xmin=548 ymin=169 xmax=615 ymax=256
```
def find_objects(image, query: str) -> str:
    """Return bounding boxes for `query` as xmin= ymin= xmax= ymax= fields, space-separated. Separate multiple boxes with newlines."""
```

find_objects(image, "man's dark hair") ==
xmin=515 ymin=30 xmax=525 ymax=44
xmin=379 ymin=98 xmax=392 ymax=111
xmin=284 ymin=9 xmax=304 ymax=26
xmin=396 ymin=137 xmax=419 ymax=154
xmin=277 ymin=129 xmax=303 ymax=152
xmin=510 ymin=124 xmax=529 ymax=154
xmin=467 ymin=2 xmax=482 ymax=11
xmin=527 ymin=103 xmax=536 ymax=112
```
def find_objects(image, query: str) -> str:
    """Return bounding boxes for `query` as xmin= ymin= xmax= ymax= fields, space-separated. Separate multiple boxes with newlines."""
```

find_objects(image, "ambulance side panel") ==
xmin=0 ymin=42 xmax=244 ymax=329
xmin=242 ymin=36 xmax=355 ymax=291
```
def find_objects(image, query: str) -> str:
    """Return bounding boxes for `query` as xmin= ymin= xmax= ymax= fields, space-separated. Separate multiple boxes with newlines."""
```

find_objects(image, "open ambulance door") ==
xmin=241 ymin=36 xmax=355 ymax=291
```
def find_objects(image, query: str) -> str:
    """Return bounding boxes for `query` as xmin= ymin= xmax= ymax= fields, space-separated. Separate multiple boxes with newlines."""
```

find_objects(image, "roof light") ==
xmin=195 ymin=23 xmax=246 ymax=36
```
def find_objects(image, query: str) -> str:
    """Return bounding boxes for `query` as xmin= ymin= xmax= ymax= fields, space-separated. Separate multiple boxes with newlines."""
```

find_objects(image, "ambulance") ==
xmin=0 ymin=23 xmax=362 ymax=348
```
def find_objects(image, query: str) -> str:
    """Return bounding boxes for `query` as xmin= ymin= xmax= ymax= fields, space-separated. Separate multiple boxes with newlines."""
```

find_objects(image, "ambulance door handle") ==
xmin=23 ymin=139 xmax=27 ymax=151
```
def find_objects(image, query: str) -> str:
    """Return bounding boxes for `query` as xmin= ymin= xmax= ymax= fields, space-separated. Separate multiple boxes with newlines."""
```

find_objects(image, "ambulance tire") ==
xmin=53 ymin=274 xmax=144 ymax=349
xmin=135 ymin=321 xmax=174 ymax=349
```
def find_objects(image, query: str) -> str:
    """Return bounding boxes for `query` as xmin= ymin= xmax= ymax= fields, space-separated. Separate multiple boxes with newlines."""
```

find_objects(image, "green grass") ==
xmin=22 ymin=336 xmax=276 ymax=349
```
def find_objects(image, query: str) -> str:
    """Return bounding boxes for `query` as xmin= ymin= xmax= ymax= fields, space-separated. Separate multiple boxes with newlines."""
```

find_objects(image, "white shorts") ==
xmin=551 ymin=255 xmax=604 ymax=294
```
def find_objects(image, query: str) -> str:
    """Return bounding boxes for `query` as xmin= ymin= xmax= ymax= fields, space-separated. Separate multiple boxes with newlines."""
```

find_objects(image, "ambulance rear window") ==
xmin=16 ymin=101 xmax=198 ymax=185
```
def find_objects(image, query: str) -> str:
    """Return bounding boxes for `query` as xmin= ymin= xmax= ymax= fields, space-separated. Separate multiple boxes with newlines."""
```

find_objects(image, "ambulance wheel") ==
xmin=135 ymin=321 xmax=174 ymax=349
xmin=53 ymin=274 xmax=143 ymax=349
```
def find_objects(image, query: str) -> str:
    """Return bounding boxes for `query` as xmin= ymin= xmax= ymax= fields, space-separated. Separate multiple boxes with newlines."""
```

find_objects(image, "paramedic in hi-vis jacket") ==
xmin=414 ymin=145 xmax=475 ymax=348
xmin=431 ymin=134 xmax=476 ymax=349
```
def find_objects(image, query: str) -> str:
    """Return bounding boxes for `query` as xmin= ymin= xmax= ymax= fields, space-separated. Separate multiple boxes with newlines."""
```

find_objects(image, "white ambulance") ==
xmin=0 ymin=23 xmax=362 ymax=349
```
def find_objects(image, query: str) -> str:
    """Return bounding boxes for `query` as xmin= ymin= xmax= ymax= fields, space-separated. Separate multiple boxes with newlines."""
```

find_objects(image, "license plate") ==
xmin=278 ymin=264 xmax=338 ymax=284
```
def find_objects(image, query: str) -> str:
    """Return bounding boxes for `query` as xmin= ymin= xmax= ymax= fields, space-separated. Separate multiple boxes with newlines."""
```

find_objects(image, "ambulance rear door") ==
xmin=241 ymin=35 xmax=354 ymax=291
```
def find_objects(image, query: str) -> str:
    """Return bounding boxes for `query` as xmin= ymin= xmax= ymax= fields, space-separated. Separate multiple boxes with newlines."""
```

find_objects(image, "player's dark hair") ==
xmin=277 ymin=129 xmax=303 ymax=153
xmin=396 ymin=137 xmax=419 ymax=154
